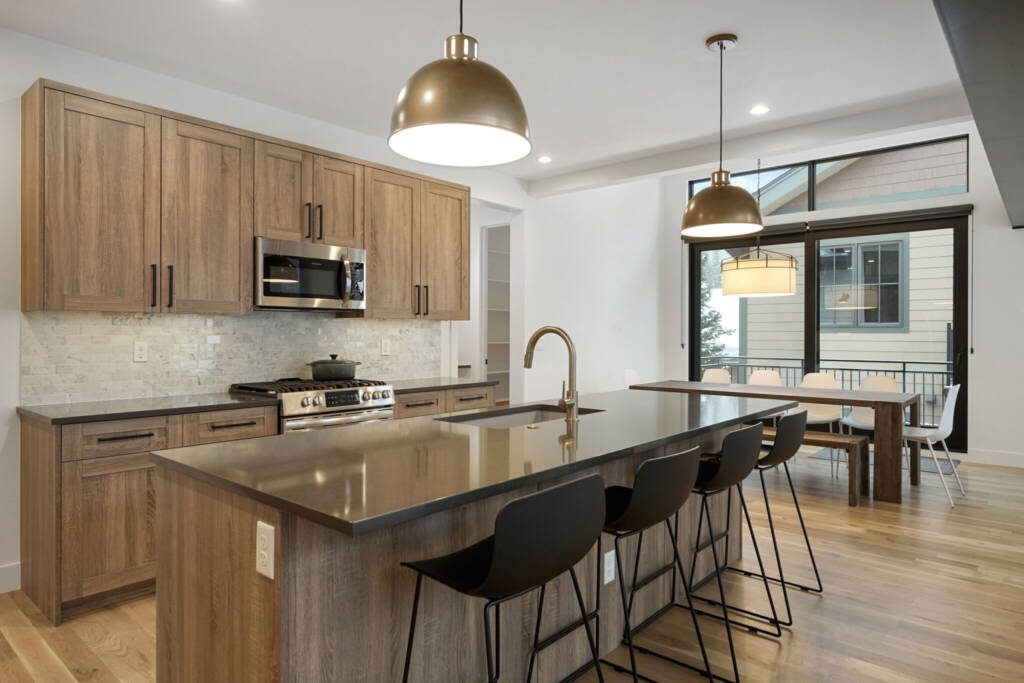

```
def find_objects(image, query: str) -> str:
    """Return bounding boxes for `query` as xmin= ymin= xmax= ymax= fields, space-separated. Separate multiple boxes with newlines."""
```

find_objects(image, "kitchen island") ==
xmin=150 ymin=389 xmax=794 ymax=682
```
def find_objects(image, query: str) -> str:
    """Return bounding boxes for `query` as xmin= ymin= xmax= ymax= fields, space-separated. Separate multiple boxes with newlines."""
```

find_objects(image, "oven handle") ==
xmin=282 ymin=408 xmax=393 ymax=431
xmin=340 ymin=257 xmax=352 ymax=307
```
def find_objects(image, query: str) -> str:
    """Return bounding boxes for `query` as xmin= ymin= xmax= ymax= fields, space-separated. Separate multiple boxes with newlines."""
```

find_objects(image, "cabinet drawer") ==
xmin=183 ymin=406 xmax=278 ymax=446
xmin=393 ymin=391 xmax=446 ymax=419
xmin=446 ymin=387 xmax=494 ymax=412
xmin=61 ymin=416 xmax=180 ymax=462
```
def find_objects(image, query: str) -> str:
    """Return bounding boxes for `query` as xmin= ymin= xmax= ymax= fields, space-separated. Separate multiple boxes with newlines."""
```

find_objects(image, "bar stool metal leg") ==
xmin=525 ymin=584 xmax=546 ymax=683
xmin=402 ymin=573 xmax=424 ymax=683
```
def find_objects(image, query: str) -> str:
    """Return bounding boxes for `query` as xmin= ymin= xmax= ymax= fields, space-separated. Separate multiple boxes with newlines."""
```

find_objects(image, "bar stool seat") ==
xmin=401 ymin=474 xmax=606 ymax=683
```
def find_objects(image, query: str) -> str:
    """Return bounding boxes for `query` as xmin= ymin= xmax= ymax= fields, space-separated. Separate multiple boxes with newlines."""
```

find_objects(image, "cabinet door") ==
xmin=255 ymin=140 xmax=312 ymax=242
xmin=161 ymin=119 xmax=254 ymax=314
xmin=314 ymin=156 xmax=364 ymax=248
xmin=43 ymin=90 xmax=160 ymax=311
xmin=420 ymin=183 xmax=470 ymax=320
xmin=364 ymin=169 xmax=420 ymax=318
xmin=61 ymin=454 xmax=158 ymax=601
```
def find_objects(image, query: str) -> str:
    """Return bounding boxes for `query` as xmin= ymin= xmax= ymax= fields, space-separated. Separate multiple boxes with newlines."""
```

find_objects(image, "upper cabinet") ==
xmin=22 ymin=80 xmax=468 ymax=319
xmin=365 ymin=170 xmax=470 ymax=320
xmin=161 ymin=120 xmax=254 ymax=315
xmin=27 ymin=89 xmax=161 ymax=312
xmin=255 ymin=142 xmax=364 ymax=248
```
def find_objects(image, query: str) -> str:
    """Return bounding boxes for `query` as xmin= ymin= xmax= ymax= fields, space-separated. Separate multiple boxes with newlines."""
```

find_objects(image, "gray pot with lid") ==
xmin=308 ymin=354 xmax=361 ymax=381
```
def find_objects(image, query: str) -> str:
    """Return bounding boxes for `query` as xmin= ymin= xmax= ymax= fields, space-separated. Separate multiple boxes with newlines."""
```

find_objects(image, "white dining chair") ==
xmin=748 ymin=369 xmax=783 ymax=386
xmin=840 ymin=374 xmax=899 ymax=433
xmin=798 ymin=372 xmax=844 ymax=476
xmin=701 ymin=367 xmax=732 ymax=384
xmin=903 ymin=384 xmax=964 ymax=508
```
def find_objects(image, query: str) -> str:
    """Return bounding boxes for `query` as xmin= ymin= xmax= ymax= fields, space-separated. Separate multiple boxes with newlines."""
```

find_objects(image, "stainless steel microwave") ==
xmin=255 ymin=237 xmax=366 ymax=311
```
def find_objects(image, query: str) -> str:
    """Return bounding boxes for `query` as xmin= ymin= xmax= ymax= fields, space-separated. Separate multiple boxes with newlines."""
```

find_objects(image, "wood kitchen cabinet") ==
xmin=364 ymin=170 xmax=470 ymax=320
xmin=161 ymin=119 xmax=254 ymax=314
xmin=255 ymin=142 xmax=364 ymax=248
xmin=19 ymin=404 xmax=278 ymax=624
xmin=25 ymin=87 xmax=161 ymax=312
xmin=393 ymin=386 xmax=495 ymax=419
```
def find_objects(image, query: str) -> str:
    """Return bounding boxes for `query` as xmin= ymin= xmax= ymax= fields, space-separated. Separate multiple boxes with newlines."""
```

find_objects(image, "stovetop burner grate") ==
xmin=231 ymin=377 xmax=388 ymax=395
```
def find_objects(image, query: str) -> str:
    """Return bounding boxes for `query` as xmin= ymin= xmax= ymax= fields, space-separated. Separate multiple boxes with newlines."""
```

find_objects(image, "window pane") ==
xmin=878 ymin=283 xmax=900 ymax=323
xmin=690 ymin=164 xmax=810 ymax=215
xmin=862 ymin=245 xmax=879 ymax=282
xmin=880 ymin=242 xmax=900 ymax=282
xmin=813 ymin=138 xmax=967 ymax=210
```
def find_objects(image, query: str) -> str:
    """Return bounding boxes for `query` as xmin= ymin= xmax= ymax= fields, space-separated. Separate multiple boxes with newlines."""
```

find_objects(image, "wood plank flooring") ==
xmin=2 ymin=457 xmax=1023 ymax=682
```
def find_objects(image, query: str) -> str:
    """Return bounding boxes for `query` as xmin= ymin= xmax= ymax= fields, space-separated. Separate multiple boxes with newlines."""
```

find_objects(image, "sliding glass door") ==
xmin=689 ymin=216 xmax=968 ymax=450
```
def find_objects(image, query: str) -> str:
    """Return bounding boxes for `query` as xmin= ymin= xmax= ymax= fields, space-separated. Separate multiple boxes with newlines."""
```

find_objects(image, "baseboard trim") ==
xmin=0 ymin=562 xmax=20 ymax=594
xmin=957 ymin=448 xmax=1023 ymax=468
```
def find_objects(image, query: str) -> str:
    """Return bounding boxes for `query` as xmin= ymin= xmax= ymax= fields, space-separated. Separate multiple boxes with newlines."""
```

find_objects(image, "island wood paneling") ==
xmin=155 ymin=431 xmax=738 ymax=682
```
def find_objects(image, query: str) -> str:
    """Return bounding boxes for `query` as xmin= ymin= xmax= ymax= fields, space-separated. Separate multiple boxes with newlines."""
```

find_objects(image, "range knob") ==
xmin=362 ymin=391 xmax=371 ymax=401
xmin=382 ymin=390 xmax=391 ymax=399
xmin=312 ymin=395 xmax=323 ymax=406
xmin=372 ymin=391 xmax=381 ymax=399
xmin=301 ymin=397 xmax=311 ymax=407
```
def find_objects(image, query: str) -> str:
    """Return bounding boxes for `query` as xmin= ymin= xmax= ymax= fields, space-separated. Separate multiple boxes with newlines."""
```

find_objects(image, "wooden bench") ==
xmin=763 ymin=427 xmax=869 ymax=506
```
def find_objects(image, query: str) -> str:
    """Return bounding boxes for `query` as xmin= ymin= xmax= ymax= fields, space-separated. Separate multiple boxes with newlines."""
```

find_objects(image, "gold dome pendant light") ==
xmin=721 ymin=159 xmax=797 ymax=296
xmin=681 ymin=34 xmax=764 ymax=238
xmin=388 ymin=0 xmax=531 ymax=167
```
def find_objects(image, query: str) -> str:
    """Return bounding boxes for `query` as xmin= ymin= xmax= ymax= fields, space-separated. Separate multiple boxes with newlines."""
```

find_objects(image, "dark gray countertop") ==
xmin=149 ymin=389 xmax=795 ymax=535
xmin=389 ymin=376 xmax=499 ymax=394
xmin=17 ymin=393 xmax=280 ymax=425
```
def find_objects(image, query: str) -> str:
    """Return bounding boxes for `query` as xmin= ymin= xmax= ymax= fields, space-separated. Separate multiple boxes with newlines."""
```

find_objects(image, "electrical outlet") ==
xmin=132 ymin=341 xmax=148 ymax=363
xmin=603 ymin=549 xmax=615 ymax=584
xmin=380 ymin=337 xmax=391 ymax=356
xmin=256 ymin=521 xmax=275 ymax=579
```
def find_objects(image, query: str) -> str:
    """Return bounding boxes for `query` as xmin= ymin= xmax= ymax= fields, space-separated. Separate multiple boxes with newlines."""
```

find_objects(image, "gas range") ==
xmin=230 ymin=378 xmax=395 ymax=432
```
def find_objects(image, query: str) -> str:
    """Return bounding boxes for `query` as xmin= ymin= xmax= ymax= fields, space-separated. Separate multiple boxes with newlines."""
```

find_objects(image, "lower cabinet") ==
xmin=393 ymin=386 xmax=495 ymax=419
xmin=20 ymin=404 xmax=278 ymax=624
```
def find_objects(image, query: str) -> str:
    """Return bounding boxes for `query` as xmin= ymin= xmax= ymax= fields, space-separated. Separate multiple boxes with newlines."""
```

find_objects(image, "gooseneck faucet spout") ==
xmin=524 ymin=326 xmax=578 ymax=424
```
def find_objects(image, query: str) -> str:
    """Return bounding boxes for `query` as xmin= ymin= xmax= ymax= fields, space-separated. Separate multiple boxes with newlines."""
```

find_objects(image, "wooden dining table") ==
xmin=631 ymin=380 xmax=922 ymax=503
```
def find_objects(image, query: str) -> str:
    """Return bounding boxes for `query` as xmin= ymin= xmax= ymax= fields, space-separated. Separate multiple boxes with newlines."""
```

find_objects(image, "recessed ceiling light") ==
xmin=537 ymin=155 xmax=552 ymax=164
xmin=749 ymin=104 xmax=770 ymax=116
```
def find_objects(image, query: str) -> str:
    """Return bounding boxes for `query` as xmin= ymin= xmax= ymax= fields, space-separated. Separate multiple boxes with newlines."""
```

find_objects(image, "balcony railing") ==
xmin=701 ymin=355 xmax=952 ymax=427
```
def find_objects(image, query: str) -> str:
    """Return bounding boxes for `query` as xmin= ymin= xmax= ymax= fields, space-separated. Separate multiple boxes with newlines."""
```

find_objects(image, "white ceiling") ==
xmin=0 ymin=0 xmax=960 ymax=180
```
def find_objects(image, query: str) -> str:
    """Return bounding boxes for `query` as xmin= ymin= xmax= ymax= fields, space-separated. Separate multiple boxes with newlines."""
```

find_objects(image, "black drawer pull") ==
xmin=97 ymin=432 xmax=155 ymax=443
xmin=167 ymin=265 xmax=174 ymax=307
xmin=209 ymin=420 xmax=259 ymax=431
xmin=150 ymin=264 xmax=158 ymax=308
xmin=457 ymin=395 xmax=487 ymax=402
xmin=305 ymin=202 xmax=313 ymax=238
xmin=403 ymin=400 xmax=437 ymax=408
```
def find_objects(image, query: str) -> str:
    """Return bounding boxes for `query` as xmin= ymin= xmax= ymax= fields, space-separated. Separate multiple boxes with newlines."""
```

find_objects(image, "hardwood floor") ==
xmin=2 ymin=458 xmax=1023 ymax=682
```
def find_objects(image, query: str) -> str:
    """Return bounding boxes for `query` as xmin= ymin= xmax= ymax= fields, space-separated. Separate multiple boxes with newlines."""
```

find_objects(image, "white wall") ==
xmin=0 ymin=27 xmax=531 ymax=592
xmin=519 ymin=178 xmax=665 ymax=401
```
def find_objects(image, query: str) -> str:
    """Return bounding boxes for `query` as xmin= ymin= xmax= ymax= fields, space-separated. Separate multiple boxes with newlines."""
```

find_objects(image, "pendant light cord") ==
xmin=459 ymin=0 xmax=464 ymax=33
xmin=718 ymin=41 xmax=724 ymax=171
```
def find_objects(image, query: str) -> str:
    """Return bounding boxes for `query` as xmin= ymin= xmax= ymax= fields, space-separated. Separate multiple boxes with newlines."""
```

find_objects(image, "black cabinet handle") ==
xmin=209 ymin=420 xmax=258 ymax=431
xmin=403 ymin=400 xmax=438 ymax=408
xmin=305 ymin=202 xmax=313 ymax=238
xmin=414 ymin=285 xmax=421 ymax=315
xmin=458 ymin=395 xmax=487 ymax=402
xmin=317 ymin=204 xmax=324 ymax=240
xmin=98 ymin=432 xmax=155 ymax=443
xmin=424 ymin=285 xmax=429 ymax=316
xmin=167 ymin=265 xmax=174 ymax=307
xmin=150 ymin=264 xmax=157 ymax=307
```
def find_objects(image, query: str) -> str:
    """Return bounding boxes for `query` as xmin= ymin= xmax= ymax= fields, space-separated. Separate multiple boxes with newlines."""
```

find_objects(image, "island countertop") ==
xmin=149 ymin=389 xmax=794 ymax=535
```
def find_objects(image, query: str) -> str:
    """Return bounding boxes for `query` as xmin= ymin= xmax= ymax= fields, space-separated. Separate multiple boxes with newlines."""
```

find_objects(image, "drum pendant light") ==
xmin=720 ymin=160 xmax=797 ymax=296
xmin=388 ymin=0 xmax=531 ymax=167
xmin=681 ymin=34 xmax=764 ymax=238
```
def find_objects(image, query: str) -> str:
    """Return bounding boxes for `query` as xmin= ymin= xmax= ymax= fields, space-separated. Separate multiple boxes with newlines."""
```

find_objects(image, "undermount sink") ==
xmin=437 ymin=404 xmax=603 ymax=429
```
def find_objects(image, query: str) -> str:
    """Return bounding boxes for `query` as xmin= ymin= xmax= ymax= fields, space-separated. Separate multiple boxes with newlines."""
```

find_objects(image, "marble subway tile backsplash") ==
xmin=21 ymin=312 xmax=443 ymax=405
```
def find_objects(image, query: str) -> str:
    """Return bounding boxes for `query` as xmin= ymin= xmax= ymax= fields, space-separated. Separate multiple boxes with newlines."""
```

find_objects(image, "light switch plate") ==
xmin=603 ymin=549 xmax=615 ymax=584
xmin=132 ymin=341 xmax=148 ymax=363
xmin=381 ymin=337 xmax=392 ymax=356
xmin=256 ymin=521 xmax=275 ymax=579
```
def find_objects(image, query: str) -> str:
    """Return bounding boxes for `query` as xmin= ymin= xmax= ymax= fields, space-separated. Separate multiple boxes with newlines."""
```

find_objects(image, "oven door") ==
xmin=255 ymin=237 xmax=367 ymax=311
xmin=281 ymin=408 xmax=393 ymax=432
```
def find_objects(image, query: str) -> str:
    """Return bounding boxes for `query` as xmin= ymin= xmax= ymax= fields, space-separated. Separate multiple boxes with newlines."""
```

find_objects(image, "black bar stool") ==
xmin=729 ymin=410 xmax=823 ymax=626
xmin=687 ymin=423 xmax=782 ymax=683
xmin=401 ymin=474 xmax=606 ymax=683
xmin=595 ymin=447 xmax=713 ymax=683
